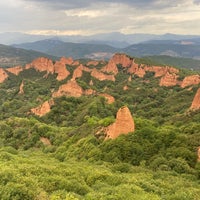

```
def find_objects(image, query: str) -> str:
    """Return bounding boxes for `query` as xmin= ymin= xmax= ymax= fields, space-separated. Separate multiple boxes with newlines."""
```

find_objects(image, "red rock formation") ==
xmin=148 ymin=66 xmax=167 ymax=77
xmin=54 ymin=61 xmax=70 ymax=81
xmin=84 ymin=89 xmax=96 ymax=95
xmin=60 ymin=57 xmax=73 ymax=65
xmin=89 ymin=80 xmax=94 ymax=86
xmin=99 ymin=93 xmax=115 ymax=104
xmin=198 ymin=147 xmax=200 ymax=161
xmin=18 ymin=81 xmax=24 ymax=94
xmin=6 ymin=66 xmax=23 ymax=75
xmin=105 ymin=106 xmax=135 ymax=139
xmin=101 ymin=59 xmax=118 ymax=75
xmin=111 ymin=53 xmax=132 ymax=68
xmin=128 ymin=61 xmax=139 ymax=74
xmin=72 ymin=61 xmax=80 ymax=66
xmin=40 ymin=137 xmax=51 ymax=146
xmin=0 ymin=68 xmax=8 ymax=83
xmin=128 ymin=76 xmax=132 ymax=82
xmin=52 ymin=80 xmax=83 ymax=98
xmin=31 ymin=99 xmax=54 ymax=117
xmin=181 ymin=75 xmax=200 ymax=88
xmin=135 ymin=67 xmax=146 ymax=78
xmin=91 ymin=69 xmax=115 ymax=81
xmin=159 ymin=72 xmax=179 ymax=87
xmin=123 ymin=85 xmax=128 ymax=91
xmin=87 ymin=60 xmax=99 ymax=66
xmin=190 ymin=88 xmax=200 ymax=110
xmin=30 ymin=57 xmax=54 ymax=74
xmin=72 ymin=64 xmax=91 ymax=80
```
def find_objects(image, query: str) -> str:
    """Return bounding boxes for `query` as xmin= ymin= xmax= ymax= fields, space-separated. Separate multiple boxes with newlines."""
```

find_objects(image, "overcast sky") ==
xmin=1 ymin=0 xmax=200 ymax=35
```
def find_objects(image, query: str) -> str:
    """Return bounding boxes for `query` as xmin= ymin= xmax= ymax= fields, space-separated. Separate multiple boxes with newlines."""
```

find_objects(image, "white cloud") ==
xmin=0 ymin=0 xmax=200 ymax=35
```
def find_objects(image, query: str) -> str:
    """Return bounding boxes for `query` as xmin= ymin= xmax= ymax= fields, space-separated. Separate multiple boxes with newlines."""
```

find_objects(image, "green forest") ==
xmin=0 ymin=55 xmax=200 ymax=200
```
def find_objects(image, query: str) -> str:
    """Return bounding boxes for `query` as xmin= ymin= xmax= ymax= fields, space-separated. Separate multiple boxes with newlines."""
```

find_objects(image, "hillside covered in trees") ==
xmin=0 ymin=53 xmax=200 ymax=199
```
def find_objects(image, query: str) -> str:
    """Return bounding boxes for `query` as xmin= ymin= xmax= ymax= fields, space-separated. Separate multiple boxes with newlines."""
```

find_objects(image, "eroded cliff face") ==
xmin=18 ymin=81 xmax=24 ymax=94
xmin=159 ymin=72 xmax=179 ymax=87
xmin=31 ymin=99 xmax=54 ymax=117
xmin=28 ymin=57 xmax=54 ymax=74
xmin=190 ymin=88 xmax=200 ymax=110
xmin=72 ymin=64 xmax=91 ymax=80
xmin=181 ymin=75 xmax=200 ymax=88
xmin=0 ymin=68 xmax=8 ymax=83
xmin=198 ymin=147 xmax=200 ymax=161
xmin=40 ymin=137 xmax=51 ymax=146
xmin=99 ymin=93 xmax=115 ymax=104
xmin=52 ymin=80 xmax=84 ymax=98
xmin=105 ymin=106 xmax=135 ymax=139
xmin=6 ymin=66 xmax=23 ymax=75
xmin=87 ymin=60 xmax=99 ymax=66
xmin=91 ymin=69 xmax=115 ymax=81
xmin=101 ymin=59 xmax=118 ymax=75
xmin=111 ymin=53 xmax=132 ymax=68
xmin=54 ymin=60 xmax=70 ymax=81
xmin=60 ymin=57 xmax=73 ymax=65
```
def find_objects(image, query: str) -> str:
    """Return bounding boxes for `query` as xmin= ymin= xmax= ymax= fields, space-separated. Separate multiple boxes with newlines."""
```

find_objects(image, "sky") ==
xmin=1 ymin=0 xmax=200 ymax=36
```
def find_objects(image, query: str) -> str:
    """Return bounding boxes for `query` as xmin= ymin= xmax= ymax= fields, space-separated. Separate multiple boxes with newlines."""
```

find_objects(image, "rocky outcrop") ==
xmin=60 ymin=57 xmax=73 ymax=65
xmin=190 ymin=88 xmax=200 ymax=110
xmin=105 ymin=106 xmax=135 ymax=139
xmin=0 ymin=68 xmax=8 ymax=83
xmin=27 ymin=57 xmax=54 ymax=74
xmin=18 ymin=81 xmax=24 ymax=94
xmin=52 ymin=80 xmax=84 ymax=98
xmin=85 ymin=89 xmax=96 ymax=95
xmin=134 ymin=66 xmax=146 ymax=78
xmin=123 ymin=85 xmax=128 ymax=91
xmin=159 ymin=72 xmax=179 ymax=87
xmin=31 ymin=99 xmax=54 ymax=117
xmin=40 ymin=137 xmax=51 ymax=146
xmin=111 ymin=53 xmax=132 ymax=68
xmin=89 ymin=80 xmax=94 ymax=86
xmin=72 ymin=65 xmax=83 ymax=80
xmin=6 ymin=66 xmax=23 ymax=75
xmin=101 ymin=59 xmax=118 ymax=75
xmin=54 ymin=60 xmax=70 ymax=81
xmin=198 ymin=147 xmax=200 ymax=161
xmin=99 ymin=93 xmax=115 ymax=104
xmin=128 ymin=61 xmax=139 ymax=74
xmin=87 ymin=60 xmax=99 ymax=66
xmin=181 ymin=75 xmax=200 ymax=88
xmin=91 ymin=69 xmax=115 ymax=81
xmin=72 ymin=61 xmax=80 ymax=66
xmin=72 ymin=64 xmax=91 ymax=80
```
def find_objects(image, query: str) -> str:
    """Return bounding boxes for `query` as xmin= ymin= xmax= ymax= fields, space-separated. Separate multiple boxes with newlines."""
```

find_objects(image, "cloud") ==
xmin=0 ymin=0 xmax=200 ymax=35
xmin=23 ymin=0 xmax=188 ymax=10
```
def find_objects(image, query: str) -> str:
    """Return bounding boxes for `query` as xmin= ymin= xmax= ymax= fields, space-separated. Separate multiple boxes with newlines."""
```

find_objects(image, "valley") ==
xmin=0 ymin=53 xmax=200 ymax=199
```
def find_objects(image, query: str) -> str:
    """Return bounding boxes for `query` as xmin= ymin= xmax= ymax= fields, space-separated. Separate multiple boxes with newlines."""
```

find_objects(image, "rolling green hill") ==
xmin=0 ymin=44 xmax=58 ymax=67
xmin=0 ymin=53 xmax=200 ymax=199
xmin=13 ymin=39 xmax=118 ymax=59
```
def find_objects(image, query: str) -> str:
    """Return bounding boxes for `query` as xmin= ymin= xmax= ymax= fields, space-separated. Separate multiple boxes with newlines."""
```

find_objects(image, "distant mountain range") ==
xmin=13 ymin=39 xmax=117 ymax=60
xmin=1 ymin=32 xmax=200 ymax=70
xmin=13 ymin=37 xmax=200 ymax=67
xmin=1 ymin=31 xmax=200 ymax=48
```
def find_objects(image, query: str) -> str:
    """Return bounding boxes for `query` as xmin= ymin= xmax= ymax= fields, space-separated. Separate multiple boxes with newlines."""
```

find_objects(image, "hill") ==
xmin=12 ymin=38 xmax=200 ymax=71
xmin=124 ymin=42 xmax=200 ymax=59
xmin=0 ymin=44 xmax=58 ymax=67
xmin=136 ymin=55 xmax=200 ymax=71
xmin=0 ymin=53 xmax=200 ymax=199
xmin=13 ymin=39 xmax=118 ymax=59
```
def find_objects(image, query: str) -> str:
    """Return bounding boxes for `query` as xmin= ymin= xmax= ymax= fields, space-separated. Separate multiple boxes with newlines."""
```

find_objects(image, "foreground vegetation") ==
xmin=0 ymin=148 xmax=199 ymax=200
xmin=0 ymin=55 xmax=200 ymax=199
